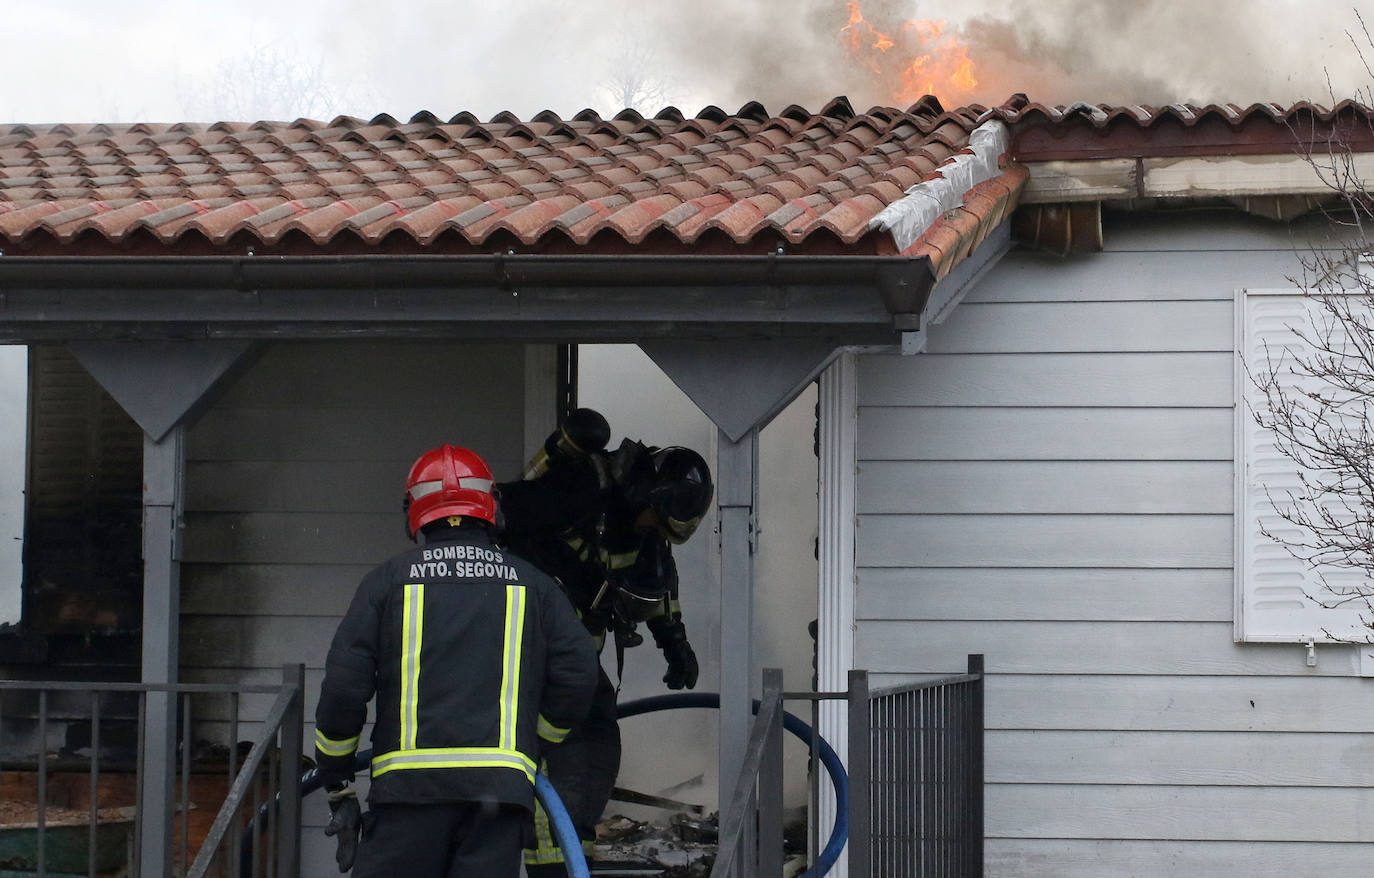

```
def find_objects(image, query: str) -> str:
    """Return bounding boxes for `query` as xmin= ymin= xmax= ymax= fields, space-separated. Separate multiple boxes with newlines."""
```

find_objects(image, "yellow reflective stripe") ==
xmin=501 ymin=584 xmax=526 ymax=751
xmin=525 ymin=798 xmax=560 ymax=863
xmin=400 ymin=583 xmax=424 ymax=750
xmin=314 ymin=729 xmax=358 ymax=757
xmin=371 ymin=747 xmax=536 ymax=781
xmin=537 ymin=714 xmax=571 ymax=743
xmin=607 ymin=551 xmax=637 ymax=570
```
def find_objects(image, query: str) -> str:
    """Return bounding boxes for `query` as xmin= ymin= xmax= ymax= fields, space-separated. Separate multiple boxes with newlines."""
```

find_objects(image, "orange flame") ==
xmin=840 ymin=2 xmax=979 ymax=105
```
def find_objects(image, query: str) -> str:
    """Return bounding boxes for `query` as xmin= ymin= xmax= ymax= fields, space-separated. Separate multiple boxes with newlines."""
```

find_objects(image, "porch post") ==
xmin=140 ymin=424 xmax=184 ymax=876
xmin=717 ymin=427 xmax=758 ymax=823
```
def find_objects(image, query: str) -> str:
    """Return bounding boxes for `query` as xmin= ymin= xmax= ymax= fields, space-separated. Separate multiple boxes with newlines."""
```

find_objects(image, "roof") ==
xmin=1 ymin=94 xmax=1369 ymax=265
xmin=0 ymin=96 xmax=996 ymax=258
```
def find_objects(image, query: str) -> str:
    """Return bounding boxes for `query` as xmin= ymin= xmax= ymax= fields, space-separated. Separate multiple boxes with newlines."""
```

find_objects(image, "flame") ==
xmin=840 ymin=2 xmax=979 ymax=105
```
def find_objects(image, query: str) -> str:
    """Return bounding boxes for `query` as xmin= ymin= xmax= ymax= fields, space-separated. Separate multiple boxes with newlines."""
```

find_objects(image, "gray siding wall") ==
xmin=178 ymin=340 xmax=526 ymax=868
xmin=855 ymin=212 xmax=1374 ymax=875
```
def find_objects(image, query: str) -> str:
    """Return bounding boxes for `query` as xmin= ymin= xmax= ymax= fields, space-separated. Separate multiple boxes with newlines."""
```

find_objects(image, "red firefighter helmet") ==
xmin=404 ymin=445 xmax=497 ymax=538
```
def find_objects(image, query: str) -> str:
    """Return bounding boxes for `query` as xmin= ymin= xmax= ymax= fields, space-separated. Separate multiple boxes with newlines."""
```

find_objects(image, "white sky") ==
xmin=1 ymin=0 xmax=1367 ymax=125
xmin=0 ymin=0 xmax=1367 ymax=622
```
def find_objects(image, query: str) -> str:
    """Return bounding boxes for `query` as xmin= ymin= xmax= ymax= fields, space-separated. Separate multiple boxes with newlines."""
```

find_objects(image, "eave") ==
xmin=0 ymin=252 xmax=934 ymax=345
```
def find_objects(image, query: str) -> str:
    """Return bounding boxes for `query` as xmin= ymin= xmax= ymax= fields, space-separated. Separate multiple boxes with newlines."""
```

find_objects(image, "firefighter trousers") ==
xmin=351 ymin=800 xmax=526 ymax=878
xmin=525 ymin=665 xmax=621 ymax=875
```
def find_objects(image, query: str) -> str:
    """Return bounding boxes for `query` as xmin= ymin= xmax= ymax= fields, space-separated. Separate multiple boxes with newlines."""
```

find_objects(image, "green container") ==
xmin=0 ymin=818 xmax=133 ymax=874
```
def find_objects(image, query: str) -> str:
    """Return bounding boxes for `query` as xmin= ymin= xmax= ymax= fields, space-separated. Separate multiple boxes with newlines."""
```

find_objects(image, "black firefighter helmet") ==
xmin=629 ymin=445 xmax=714 ymax=545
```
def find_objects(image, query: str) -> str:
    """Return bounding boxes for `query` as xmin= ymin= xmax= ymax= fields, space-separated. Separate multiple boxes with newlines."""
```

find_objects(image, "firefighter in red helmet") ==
xmin=496 ymin=410 xmax=713 ymax=876
xmin=313 ymin=445 xmax=598 ymax=877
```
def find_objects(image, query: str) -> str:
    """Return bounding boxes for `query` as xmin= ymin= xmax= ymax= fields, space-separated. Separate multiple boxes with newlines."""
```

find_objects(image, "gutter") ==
xmin=0 ymin=251 xmax=936 ymax=340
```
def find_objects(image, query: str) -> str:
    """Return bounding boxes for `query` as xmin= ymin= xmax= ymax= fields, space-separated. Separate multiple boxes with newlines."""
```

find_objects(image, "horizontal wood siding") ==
xmin=854 ymin=213 xmax=1371 ymax=875
xmin=179 ymin=340 xmax=526 ymax=819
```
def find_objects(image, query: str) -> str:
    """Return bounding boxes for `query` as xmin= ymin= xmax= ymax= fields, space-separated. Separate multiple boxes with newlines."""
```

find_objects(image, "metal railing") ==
xmin=187 ymin=664 xmax=304 ymax=878
xmin=849 ymin=654 xmax=985 ymax=878
xmin=710 ymin=668 xmax=785 ymax=878
xmin=0 ymin=663 xmax=303 ymax=878
xmin=711 ymin=654 xmax=984 ymax=878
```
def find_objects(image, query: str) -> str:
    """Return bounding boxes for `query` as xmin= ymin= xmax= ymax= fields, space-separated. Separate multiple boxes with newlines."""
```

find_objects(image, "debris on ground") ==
xmin=590 ymin=808 xmax=810 ymax=877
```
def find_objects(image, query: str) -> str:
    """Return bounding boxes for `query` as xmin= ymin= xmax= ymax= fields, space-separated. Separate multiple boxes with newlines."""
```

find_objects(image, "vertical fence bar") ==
xmin=268 ymin=744 xmax=280 ymax=878
xmin=847 ymin=669 xmax=870 ymax=878
xmin=251 ymin=758 xmax=264 ymax=878
xmin=230 ymin=692 xmax=242 ymax=878
xmin=182 ymin=691 xmax=193 ymax=874
xmin=89 ymin=691 xmax=101 ymax=878
xmin=757 ymin=669 xmax=784 ymax=877
xmin=37 ymin=689 xmax=47 ymax=876
xmin=134 ymin=693 xmax=145 ymax=878
xmin=968 ymin=654 xmax=984 ymax=878
xmin=276 ymin=663 xmax=304 ymax=878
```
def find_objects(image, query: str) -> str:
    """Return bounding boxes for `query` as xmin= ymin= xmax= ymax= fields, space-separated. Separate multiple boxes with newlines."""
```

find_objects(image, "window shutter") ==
xmin=1236 ymin=289 xmax=1372 ymax=642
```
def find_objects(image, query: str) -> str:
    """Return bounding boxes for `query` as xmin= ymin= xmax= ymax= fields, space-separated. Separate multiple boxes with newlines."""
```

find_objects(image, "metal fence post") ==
xmin=967 ymin=654 xmax=984 ymax=877
xmin=276 ymin=664 xmax=305 ymax=878
xmin=847 ymin=669 xmax=870 ymax=878
xmin=758 ymin=668 xmax=784 ymax=877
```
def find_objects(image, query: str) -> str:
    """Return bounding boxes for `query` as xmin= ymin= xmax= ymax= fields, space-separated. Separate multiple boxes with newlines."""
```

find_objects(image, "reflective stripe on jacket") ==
xmin=314 ymin=525 xmax=598 ymax=811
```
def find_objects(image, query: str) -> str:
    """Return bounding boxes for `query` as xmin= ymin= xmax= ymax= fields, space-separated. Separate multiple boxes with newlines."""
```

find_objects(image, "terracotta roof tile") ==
xmin=6 ymin=95 xmax=1343 ymax=255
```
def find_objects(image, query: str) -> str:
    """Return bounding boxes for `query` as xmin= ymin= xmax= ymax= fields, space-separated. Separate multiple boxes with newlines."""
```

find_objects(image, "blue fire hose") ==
xmin=280 ymin=693 xmax=848 ymax=876
xmin=618 ymin=693 xmax=850 ymax=878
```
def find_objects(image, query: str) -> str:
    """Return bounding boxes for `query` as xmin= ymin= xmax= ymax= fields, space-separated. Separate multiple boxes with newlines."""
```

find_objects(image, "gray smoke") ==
xmin=305 ymin=0 xmax=1374 ymax=120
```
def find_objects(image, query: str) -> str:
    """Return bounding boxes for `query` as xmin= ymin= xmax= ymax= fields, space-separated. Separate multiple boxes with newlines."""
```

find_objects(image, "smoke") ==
xmin=214 ymin=0 xmax=1374 ymax=123
xmin=616 ymin=0 xmax=1372 ymax=115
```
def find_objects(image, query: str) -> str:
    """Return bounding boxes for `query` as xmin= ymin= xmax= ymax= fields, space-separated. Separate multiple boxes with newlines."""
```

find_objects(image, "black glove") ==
xmin=324 ymin=784 xmax=362 ymax=873
xmin=656 ymin=625 xmax=699 ymax=690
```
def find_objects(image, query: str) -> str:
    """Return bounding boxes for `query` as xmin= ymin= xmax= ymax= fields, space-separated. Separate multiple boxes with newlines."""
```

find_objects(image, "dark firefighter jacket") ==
xmin=313 ymin=523 xmax=598 ymax=812
xmin=497 ymin=445 xmax=684 ymax=642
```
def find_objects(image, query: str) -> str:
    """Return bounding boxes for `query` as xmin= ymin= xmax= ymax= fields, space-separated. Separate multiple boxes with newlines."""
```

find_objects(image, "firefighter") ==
xmin=496 ymin=409 xmax=713 ymax=876
xmin=313 ymin=444 xmax=598 ymax=877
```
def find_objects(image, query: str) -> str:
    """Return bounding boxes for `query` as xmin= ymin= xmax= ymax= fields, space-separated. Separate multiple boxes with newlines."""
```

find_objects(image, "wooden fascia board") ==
xmin=1021 ymin=152 xmax=1374 ymax=203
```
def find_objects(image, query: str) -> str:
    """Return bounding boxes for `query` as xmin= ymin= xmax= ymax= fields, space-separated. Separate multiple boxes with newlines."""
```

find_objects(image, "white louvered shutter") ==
xmin=1237 ymin=289 xmax=1372 ymax=642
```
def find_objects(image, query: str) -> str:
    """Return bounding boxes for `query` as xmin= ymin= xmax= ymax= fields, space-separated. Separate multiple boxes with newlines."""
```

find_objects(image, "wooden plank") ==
xmin=856 ymin=568 xmax=1232 ymax=622
xmin=982 ymin=674 xmax=1374 ymax=732
xmin=986 ymin=839 xmax=1374 ymax=877
xmin=857 ymin=461 xmax=1232 ymax=514
xmin=856 ymin=513 xmax=1233 ymax=568
xmin=857 ymin=352 xmax=1234 ymax=407
xmin=209 ymin=340 xmax=524 ymax=409
xmin=1102 ymin=210 xmax=1348 ymax=253
xmin=988 ymin=784 xmax=1374 ymax=841
xmin=926 ymin=301 xmax=1232 ymax=354
xmin=185 ymin=459 xmax=407 ymax=512
xmin=966 ymin=249 xmax=1302 ymax=304
xmin=1018 ymin=158 xmax=1136 ymax=202
xmin=857 ymin=407 xmax=1234 ymax=461
xmin=181 ymin=615 xmax=337 ymax=668
xmin=187 ymin=407 xmax=523 ymax=474
xmin=1142 ymin=152 xmax=1374 ymax=198
xmin=181 ymin=511 xmax=409 ymax=565
xmin=985 ymin=729 xmax=1374 ymax=786
xmin=855 ymin=620 xmax=1362 ymax=676
xmin=182 ymin=563 xmax=372 ymax=615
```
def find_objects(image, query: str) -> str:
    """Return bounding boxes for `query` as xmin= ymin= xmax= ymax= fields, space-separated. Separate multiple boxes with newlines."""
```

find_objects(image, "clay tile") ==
xmin=761 ymin=180 xmax=806 ymax=201
xmin=658 ymin=180 xmax=709 ymax=200
xmin=565 ymin=180 xmax=615 ymax=200
xmin=814 ymin=194 xmax=885 ymax=240
xmin=589 ymin=192 xmax=683 ymax=242
xmin=0 ymin=202 xmax=66 ymax=238
xmin=520 ymin=180 xmax=562 ymax=198
xmin=392 ymin=196 xmax=483 ymax=241
xmin=703 ymin=193 xmax=784 ymax=241
xmin=615 ymin=180 xmax=658 ymax=198
xmin=660 ymin=192 xmax=734 ymax=241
